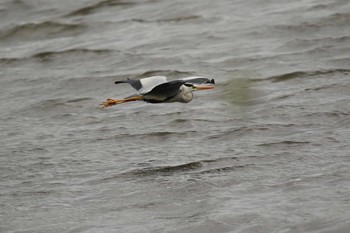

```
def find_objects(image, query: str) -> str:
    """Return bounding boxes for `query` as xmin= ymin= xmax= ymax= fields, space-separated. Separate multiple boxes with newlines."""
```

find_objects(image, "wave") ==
xmin=19 ymin=98 xmax=94 ymax=117
xmin=258 ymin=141 xmax=310 ymax=147
xmin=305 ymin=111 xmax=350 ymax=118
xmin=129 ymin=161 xmax=203 ymax=176
xmin=262 ymin=69 xmax=350 ymax=82
xmin=125 ymin=15 xmax=201 ymax=24
xmin=284 ymin=36 xmax=350 ymax=47
xmin=93 ymin=130 xmax=199 ymax=142
xmin=121 ymin=156 xmax=242 ymax=177
xmin=32 ymin=48 xmax=113 ymax=62
xmin=65 ymin=0 xmax=137 ymax=17
xmin=0 ymin=21 xmax=87 ymax=41
xmin=68 ymin=156 xmax=251 ymax=185
xmin=198 ymin=165 xmax=248 ymax=175
xmin=252 ymin=11 xmax=350 ymax=39
xmin=206 ymin=127 xmax=254 ymax=140
xmin=169 ymin=118 xmax=221 ymax=124
xmin=88 ymin=161 xmax=202 ymax=183
xmin=0 ymin=57 xmax=22 ymax=64
xmin=0 ymin=48 xmax=113 ymax=64
xmin=276 ymin=36 xmax=350 ymax=54
xmin=271 ymin=12 xmax=350 ymax=34
xmin=316 ymin=12 xmax=350 ymax=26
xmin=29 ymin=99 xmax=68 ymax=110
xmin=66 ymin=97 xmax=94 ymax=103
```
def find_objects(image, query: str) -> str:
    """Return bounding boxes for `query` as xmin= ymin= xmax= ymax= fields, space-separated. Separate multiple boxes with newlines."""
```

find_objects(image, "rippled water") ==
xmin=1 ymin=0 xmax=350 ymax=232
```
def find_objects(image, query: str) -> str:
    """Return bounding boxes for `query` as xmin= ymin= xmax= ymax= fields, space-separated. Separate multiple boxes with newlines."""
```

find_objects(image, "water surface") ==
xmin=1 ymin=0 xmax=350 ymax=232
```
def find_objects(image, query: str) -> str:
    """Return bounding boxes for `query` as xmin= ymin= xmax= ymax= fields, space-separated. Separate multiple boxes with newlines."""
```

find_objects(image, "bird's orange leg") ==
xmin=100 ymin=96 xmax=143 ymax=108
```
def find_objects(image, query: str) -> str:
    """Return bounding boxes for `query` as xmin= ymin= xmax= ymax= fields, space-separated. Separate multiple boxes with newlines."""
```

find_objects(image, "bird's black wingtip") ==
xmin=115 ymin=77 xmax=132 ymax=84
xmin=115 ymin=80 xmax=125 ymax=85
xmin=210 ymin=79 xmax=215 ymax=84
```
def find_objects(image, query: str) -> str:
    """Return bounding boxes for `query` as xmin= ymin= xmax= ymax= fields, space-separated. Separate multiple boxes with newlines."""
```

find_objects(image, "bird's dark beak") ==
xmin=194 ymin=85 xmax=215 ymax=90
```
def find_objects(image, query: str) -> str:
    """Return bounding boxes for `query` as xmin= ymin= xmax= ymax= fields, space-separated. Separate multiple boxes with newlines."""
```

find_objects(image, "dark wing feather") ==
xmin=114 ymin=76 xmax=168 ymax=94
xmin=115 ymin=78 xmax=142 ymax=91
xmin=143 ymin=80 xmax=185 ymax=102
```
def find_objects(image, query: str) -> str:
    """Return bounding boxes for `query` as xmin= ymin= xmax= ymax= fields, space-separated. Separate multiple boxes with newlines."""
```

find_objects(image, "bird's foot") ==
xmin=100 ymin=98 xmax=123 ymax=108
xmin=100 ymin=96 xmax=143 ymax=108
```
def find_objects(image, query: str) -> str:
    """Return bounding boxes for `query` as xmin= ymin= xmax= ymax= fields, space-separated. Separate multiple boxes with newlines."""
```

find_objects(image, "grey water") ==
xmin=1 ymin=0 xmax=350 ymax=232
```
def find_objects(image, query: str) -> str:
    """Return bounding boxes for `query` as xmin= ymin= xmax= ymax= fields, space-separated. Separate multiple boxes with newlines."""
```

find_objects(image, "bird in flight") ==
xmin=100 ymin=76 xmax=215 ymax=108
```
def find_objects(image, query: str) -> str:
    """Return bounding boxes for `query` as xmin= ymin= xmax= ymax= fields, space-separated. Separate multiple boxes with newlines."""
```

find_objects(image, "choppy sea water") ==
xmin=1 ymin=0 xmax=350 ymax=232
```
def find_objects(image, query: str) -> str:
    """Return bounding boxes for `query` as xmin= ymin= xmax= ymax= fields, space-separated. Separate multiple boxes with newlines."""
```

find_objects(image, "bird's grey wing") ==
xmin=143 ymin=80 xmax=185 ymax=102
xmin=115 ymin=76 xmax=168 ymax=94
xmin=115 ymin=79 xmax=142 ymax=91
xmin=179 ymin=76 xmax=215 ymax=84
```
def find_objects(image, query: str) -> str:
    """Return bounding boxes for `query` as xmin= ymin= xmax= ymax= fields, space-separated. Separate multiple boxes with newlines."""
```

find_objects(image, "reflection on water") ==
xmin=221 ymin=72 xmax=256 ymax=105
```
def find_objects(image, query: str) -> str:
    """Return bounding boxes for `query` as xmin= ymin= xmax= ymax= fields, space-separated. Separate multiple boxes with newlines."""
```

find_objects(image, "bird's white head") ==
xmin=177 ymin=83 xmax=215 ymax=103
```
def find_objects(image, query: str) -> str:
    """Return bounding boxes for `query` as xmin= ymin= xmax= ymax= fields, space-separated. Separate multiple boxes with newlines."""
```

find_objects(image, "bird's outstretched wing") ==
xmin=178 ymin=76 xmax=215 ymax=85
xmin=115 ymin=76 xmax=168 ymax=94
xmin=143 ymin=80 xmax=186 ymax=102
